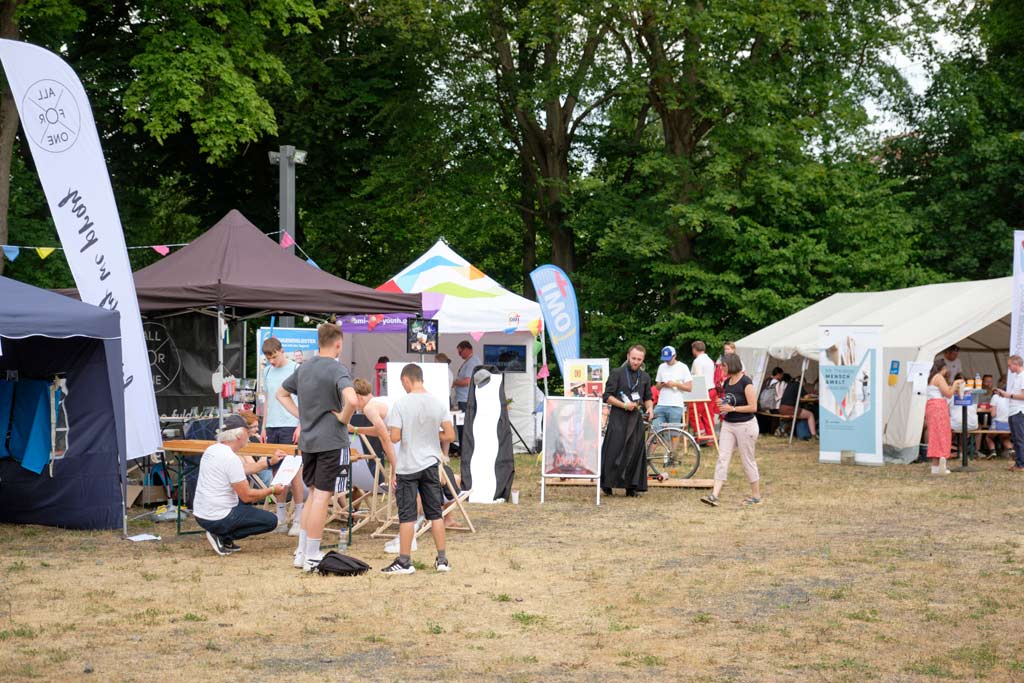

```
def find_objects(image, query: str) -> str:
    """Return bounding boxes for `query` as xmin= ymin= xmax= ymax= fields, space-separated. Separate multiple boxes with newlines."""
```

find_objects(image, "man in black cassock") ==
xmin=600 ymin=344 xmax=654 ymax=496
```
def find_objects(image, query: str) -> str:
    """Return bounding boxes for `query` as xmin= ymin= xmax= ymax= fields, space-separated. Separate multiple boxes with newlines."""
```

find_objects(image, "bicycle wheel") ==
xmin=646 ymin=426 xmax=701 ymax=479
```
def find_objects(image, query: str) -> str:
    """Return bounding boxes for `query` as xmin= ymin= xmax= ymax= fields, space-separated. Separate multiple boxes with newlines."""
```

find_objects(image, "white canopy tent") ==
xmin=736 ymin=277 xmax=1013 ymax=462
xmin=342 ymin=241 xmax=543 ymax=449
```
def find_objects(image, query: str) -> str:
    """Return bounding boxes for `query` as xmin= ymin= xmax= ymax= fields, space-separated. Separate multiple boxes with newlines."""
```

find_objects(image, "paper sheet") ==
xmin=270 ymin=455 xmax=302 ymax=486
xmin=127 ymin=533 xmax=161 ymax=542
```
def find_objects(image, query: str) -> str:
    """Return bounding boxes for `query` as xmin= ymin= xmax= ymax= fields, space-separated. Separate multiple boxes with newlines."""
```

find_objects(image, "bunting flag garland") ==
xmin=470 ymin=331 xmax=485 ymax=341
xmin=0 ymin=229 xmax=332 ymax=266
xmin=537 ymin=364 xmax=550 ymax=379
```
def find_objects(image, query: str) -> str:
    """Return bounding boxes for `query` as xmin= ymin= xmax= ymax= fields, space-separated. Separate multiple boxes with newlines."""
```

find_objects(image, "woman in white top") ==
xmin=925 ymin=361 xmax=963 ymax=475
xmin=987 ymin=381 xmax=1012 ymax=455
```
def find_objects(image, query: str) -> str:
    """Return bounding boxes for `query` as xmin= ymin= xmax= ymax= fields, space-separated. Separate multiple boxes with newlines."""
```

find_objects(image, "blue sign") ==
xmin=529 ymin=265 xmax=580 ymax=378
xmin=953 ymin=394 xmax=973 ymax=407
xmin=889 ymin=360 xmax=900 ymax=375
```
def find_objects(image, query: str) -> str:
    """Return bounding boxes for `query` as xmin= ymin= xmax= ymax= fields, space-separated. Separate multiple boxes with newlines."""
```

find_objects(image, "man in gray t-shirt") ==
xmin=276 ymin=323 xmax=357 ymax=572
xmin=381 ymin=363 xmax=455 ymax=575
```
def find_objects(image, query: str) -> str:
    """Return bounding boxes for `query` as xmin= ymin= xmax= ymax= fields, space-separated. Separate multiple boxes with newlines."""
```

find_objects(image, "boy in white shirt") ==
xmin=382 ymin=364 xmax=456 ymax=574
xmin=653 ymin=346 xmax=692 ymax=432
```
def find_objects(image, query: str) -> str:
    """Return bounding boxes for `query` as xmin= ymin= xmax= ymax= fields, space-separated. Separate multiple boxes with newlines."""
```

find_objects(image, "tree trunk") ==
xmin=0 ymin=0 xmax=21 ymax=277
xmin=519 ymin=153 xmax=537 ymax=298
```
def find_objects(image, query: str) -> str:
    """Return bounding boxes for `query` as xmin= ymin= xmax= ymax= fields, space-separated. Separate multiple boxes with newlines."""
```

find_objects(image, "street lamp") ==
xmin=269 ymin=144 xmax=307 ymax=327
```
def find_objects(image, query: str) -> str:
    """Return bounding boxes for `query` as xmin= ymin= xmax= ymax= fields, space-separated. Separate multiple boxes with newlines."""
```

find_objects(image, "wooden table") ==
xmin=161 ymin=440 xmax=299 ymax=534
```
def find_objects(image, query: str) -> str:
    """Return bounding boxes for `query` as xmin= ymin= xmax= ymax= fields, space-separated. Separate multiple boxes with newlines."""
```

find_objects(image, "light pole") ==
xmin=268 ymin=144 xmax=307 ymax=328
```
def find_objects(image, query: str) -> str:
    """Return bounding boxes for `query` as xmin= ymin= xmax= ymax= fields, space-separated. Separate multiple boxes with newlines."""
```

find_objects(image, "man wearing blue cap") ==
xmin=653 ymin=345 xmax=692 ymax=433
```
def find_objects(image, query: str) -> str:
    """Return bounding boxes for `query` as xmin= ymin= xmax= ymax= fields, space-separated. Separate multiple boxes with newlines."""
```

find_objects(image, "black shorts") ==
xmin=396 ymin=464 xmax=443 ymax=523
xmin=301 ymin=449 xmax=342 ymax=492
xmin=265 ymin=426 xmax=295 ymax=445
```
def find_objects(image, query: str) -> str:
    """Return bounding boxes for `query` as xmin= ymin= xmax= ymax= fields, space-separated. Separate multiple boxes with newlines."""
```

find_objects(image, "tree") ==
xmin=883 ymin=0 xmax=1024 ymax=278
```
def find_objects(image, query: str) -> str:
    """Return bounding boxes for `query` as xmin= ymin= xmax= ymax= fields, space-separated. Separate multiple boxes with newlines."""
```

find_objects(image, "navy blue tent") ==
xmin=0 ymin=276 xmax=126 ymax=530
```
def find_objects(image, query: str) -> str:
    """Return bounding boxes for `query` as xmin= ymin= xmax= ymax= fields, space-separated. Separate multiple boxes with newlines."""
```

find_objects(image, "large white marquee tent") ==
xmin=735 ymin=277 xmax=1012 ymax=462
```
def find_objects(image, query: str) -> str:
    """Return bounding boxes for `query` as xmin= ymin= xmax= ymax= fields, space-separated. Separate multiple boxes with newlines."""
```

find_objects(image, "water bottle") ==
xmin=975 ymin=372 xmax=982 ymax=391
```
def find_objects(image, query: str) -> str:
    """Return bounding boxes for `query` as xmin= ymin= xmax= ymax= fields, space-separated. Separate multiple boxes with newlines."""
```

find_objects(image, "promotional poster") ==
xmin=818 ymin=325 xmax=883 ymax=465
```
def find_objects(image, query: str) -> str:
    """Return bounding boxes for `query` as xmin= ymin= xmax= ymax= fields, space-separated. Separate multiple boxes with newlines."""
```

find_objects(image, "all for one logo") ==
xmin=23 ymin=79 xmax=81 ymax=153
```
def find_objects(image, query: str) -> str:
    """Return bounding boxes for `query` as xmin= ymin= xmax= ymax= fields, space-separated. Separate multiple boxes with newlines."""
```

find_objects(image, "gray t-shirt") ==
xmin=281 ymin=356 xmax=353 ymax=453
xmin=387 ymin=392 xmax=449 ymax=475
xmin=454 ymin=354 xmax=482 ymax=403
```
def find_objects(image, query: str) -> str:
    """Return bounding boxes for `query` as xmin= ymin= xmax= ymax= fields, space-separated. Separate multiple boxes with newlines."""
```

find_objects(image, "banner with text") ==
xmin=1011 ymin=231 xmax=1024 ymax=357
xmin=818 ymin=325 xmax=883 ymax=466
xmin=529 ymin=265 xmax=580 ymax=378
xmin=0 ymin=39 xmax=160 ymax=459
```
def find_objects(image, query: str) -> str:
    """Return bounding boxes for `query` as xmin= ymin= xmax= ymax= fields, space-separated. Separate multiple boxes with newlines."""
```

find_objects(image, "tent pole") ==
xmin=217 ymin=306 xmax=225 ymax=427
xmin=789 ymin=358 xmax=808 ymax=446
xmin=541 ymin=327 xmax=549 ymax=397
xmin=242 ymin=320 xmax=247 ymax=380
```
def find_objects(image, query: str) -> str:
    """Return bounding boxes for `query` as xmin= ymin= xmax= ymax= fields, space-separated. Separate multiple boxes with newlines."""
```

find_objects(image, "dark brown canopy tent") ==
xmin=128 ymin=209 xmax=421 ymax=315
xmin=61 ymin=209 xmax=421 ymax=415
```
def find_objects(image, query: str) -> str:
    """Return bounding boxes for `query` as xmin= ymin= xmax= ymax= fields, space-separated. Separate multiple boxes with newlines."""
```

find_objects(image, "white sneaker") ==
xmin=303 ymin=554 xmax=323 ymax=573
xmin=288 ymin=522 xmax=302 ymax=537
xmin=274 ymin=523 xmax=289 ymax=534
xmin=384 ymin=536 xmax=417 ymax=553
xmin=292 ymin=550 xmax=305 ymax=569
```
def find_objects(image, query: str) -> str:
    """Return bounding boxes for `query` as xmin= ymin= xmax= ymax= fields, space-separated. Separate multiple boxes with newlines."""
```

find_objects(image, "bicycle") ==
xmin=643 ymin=415 xmax=701 ymax=480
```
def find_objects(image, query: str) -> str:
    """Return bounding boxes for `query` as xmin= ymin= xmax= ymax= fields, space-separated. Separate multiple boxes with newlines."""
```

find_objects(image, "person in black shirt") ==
xmin=600 ymin=344 xmax=653 ymax=497
xmin=701 ymin=353 xmax=762 ymax=507
xmin=780 ymin=375 xmax=817 ymax=437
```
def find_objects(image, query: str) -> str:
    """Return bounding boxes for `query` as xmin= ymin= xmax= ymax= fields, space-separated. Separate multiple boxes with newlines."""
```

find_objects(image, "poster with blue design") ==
xmin=818 ymin=325 xmax=883 ymax=466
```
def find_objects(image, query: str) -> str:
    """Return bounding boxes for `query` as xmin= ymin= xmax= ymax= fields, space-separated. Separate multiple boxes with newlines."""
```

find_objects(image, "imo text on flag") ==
xmin=0 ymin=39 xmax=161 ymax=459
xmin=529 ymin=265 xmax=580 ymax=377
xmin=1011 ymin=230 xmax=1024 ymax=358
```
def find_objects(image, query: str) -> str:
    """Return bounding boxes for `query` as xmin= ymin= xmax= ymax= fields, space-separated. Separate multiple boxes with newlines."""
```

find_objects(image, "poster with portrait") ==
xmin=541 ymin=397 xmax=602 ymax=477
xmin=563 ymin=359 xmax=609 ymax=399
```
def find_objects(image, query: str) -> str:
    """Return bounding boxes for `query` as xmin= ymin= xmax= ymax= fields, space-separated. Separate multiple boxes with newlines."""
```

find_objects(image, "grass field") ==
xmin=2 ymin=438 xmax=1024 ymax=682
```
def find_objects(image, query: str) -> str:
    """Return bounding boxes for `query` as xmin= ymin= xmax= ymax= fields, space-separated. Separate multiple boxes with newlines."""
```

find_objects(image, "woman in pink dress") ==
xmin=926 ymin=361 xmax=963 ymax=475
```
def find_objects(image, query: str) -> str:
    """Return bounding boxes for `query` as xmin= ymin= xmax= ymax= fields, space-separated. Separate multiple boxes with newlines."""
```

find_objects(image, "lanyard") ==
xmin=625 ymin=368 xmax=640 ymax=392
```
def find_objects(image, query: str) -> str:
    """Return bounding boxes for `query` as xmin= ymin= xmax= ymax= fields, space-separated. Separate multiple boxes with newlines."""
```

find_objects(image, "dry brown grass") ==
xmin=2 ymin=438 xmax=1024 ymax=682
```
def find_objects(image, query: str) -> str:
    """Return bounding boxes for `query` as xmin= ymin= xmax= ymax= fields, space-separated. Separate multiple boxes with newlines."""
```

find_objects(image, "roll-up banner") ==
xmin=529 ymin=265 xmax=580 ymax=378
xmin=0 ymin=39 xmax=161 ymax=459
xmin=818 ymin=325 xmax=883 ymax=466
xmin=1011 ymin=231 xmax=1024 ymax=358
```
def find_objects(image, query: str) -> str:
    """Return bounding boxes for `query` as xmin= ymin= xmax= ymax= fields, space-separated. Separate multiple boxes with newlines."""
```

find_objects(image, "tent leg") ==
xmin=789 ymin=358 xmax=808 ymax=447
xmin=217 ymin=306 xmax=225 ymax=425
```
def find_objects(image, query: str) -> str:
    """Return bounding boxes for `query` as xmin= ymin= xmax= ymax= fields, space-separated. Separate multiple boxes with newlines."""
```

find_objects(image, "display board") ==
xmin=818 ymin=325 xmax=883 ymax=466
xmin=563 ymin=358 xmax=609 ymax=399
xmin=540 ymin=396 xmax=603 ymax=506
xmin=385 ymin=362 xmax=451 ymax=408
xmin=680 ymin=375 xmax=710 ymax=403
xmin=255 ymin=327 xmax=320 ymax=395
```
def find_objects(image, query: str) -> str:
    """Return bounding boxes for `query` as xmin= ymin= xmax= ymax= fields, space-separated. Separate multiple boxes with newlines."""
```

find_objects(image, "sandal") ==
xmin=700 ymin=494 xmax=719 ymax=507
xmin=742 ymin=497 xmax=762 ymax=506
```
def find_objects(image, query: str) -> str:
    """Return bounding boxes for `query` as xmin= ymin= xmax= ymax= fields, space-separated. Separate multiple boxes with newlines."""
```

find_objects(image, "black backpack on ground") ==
xmin=313 ymin=551 xmax=371 ymax=576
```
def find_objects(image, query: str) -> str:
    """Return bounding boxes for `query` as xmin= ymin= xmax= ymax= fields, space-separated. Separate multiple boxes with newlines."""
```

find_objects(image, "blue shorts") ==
xmin=994 ymin=420 xmax=1009 ymax=431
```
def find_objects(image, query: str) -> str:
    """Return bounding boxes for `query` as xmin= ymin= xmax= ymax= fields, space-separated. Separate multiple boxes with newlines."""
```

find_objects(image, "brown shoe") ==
xmin=1008 ymin=466 xmax=1024 ymax=472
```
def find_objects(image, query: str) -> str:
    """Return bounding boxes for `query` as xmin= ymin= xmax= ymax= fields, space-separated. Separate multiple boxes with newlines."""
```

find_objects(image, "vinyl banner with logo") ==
xmin=529 ymin=265 xmax=580 ymax=378
xmin=818 ymin=325 xmax=883 ymax=466
xmin=1011 ymin=231 xmax=1024 ymax=358
xmin=0 ymin=39 xmax=161 ymax=459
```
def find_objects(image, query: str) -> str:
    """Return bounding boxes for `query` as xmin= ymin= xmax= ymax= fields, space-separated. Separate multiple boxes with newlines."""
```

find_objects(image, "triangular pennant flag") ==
xmin=35 ymin=247 xmax=55 ymax=260
xmin=503 ymin=326 xmax=517 ymax=334
xmin=536 ymin=364 xmax=550 ymax=379
xmin=533 ymin=338 xmax=543 ymax=355
xmin=306 ymin=257 xmax=319 ymax=269
xmin=2 ymin=245 xmax=20 ymax=262
xmin=280 ymin=232 xmax=295 ymax=248
xmin=152 ymin=245 xmax=170 ymax=256
xmin=527 ymin=318 xmax=542 ymax=336
xmin=470 ymin=331 xmax=485 ymax=341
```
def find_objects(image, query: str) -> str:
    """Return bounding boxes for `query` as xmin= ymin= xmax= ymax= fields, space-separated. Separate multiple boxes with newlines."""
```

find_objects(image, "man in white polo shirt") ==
xmin=653 ymin=346 xmax=692 ymax=433
xmin=995 ymin=354 xmax=1024 ymax=472
xmin=193 ymin=414 xmax=285 ymax=555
